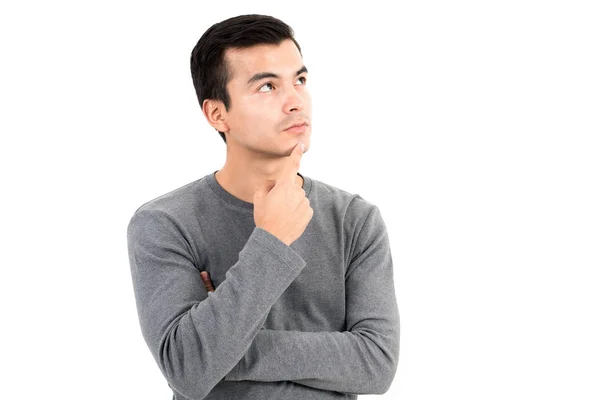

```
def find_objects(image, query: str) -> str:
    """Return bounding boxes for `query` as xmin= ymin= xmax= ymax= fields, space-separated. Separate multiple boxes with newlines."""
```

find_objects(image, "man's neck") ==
xmin=215 ymin=168 xmax=303 ymax=204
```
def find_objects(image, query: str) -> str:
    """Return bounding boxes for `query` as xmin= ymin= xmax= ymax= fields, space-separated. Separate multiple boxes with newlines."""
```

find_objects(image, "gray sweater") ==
xmin=127 ymin=170 xmax=400 ymax=399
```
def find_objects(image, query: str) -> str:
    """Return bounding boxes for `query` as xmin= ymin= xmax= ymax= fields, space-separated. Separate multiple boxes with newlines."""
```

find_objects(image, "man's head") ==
xmin=190 ymin=14 xmax=311 ymax=158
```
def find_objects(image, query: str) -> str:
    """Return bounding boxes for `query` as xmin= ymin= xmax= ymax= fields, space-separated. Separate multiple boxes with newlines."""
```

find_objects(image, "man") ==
xmin=127 ymin=14 xmax=400 ymax=400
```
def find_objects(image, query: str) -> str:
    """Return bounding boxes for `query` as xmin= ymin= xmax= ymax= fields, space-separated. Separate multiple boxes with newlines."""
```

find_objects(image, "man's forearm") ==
xmin=224 ymin=324 xmax=399 ymax=395
xmin=128 ymin=211 xmax=307 ymax=400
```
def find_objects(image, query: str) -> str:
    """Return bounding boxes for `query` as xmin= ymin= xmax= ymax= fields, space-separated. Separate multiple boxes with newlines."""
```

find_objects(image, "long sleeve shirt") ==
xmin=126 ymin=170 xmax=400 ymax=399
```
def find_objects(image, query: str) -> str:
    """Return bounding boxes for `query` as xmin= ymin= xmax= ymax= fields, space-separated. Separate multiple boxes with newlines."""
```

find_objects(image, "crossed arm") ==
xmin=129 ymin=204 xmax=399 ymax=397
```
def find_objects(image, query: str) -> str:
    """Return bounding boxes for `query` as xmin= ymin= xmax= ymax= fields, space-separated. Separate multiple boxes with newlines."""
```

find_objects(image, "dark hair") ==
xmin=190 ymin=14 xmax=302 ymax=144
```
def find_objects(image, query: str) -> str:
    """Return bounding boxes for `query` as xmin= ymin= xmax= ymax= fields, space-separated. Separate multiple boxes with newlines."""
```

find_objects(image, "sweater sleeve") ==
xmin=127 ymin=209 xmax=306 ymax=400
xmin=223 ymin=205 xmax=401 ymax=395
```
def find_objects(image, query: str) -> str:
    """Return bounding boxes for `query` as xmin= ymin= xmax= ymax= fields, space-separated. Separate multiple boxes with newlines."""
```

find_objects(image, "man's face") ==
xmin=221 ymin=39 xmax=312 ymax=158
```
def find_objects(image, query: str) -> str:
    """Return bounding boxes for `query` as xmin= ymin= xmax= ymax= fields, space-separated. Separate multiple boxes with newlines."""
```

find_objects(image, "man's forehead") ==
xmin=225 ymin=41 xmax=303 ymax=81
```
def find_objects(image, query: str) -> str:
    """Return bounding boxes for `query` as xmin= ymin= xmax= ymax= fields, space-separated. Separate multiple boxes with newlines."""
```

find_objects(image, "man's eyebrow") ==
xmin=246 ymin=65 xmax=308 ymax=86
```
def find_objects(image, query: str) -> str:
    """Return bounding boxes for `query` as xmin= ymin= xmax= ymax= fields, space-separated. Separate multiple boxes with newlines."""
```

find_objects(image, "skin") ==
xmin=201 ymin=271 xmax=215 ymax=293
xmin=200 ymin=38 xmax=313 ymax=292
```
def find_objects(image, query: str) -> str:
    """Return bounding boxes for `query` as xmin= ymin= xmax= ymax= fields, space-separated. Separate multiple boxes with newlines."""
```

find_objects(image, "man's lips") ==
xmin=284 ymin=121 xmax=309 ymax=130
xmin=284 ymin=124 xmax=308 ymax=133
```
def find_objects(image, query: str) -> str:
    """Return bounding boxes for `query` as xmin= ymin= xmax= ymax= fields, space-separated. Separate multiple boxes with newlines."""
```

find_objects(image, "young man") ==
xmin=127 ymin=14 xmax=400 ymax=400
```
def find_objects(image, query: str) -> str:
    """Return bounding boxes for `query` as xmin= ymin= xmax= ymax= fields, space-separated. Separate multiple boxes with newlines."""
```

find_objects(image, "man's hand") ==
xmin=253 ymin=142 xmax=313 ymax=246
xmin=200 ymin=271 xmax=215 ymax=292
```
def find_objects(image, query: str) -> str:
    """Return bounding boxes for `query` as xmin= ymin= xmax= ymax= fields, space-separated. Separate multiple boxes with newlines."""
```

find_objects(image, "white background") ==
xmin=1 ymin=1 xmax=598 ymax=399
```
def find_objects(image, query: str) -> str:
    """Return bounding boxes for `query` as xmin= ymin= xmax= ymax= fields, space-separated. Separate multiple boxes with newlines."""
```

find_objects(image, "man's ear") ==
xmin=202 ymin=99 xmax=229 ymax=133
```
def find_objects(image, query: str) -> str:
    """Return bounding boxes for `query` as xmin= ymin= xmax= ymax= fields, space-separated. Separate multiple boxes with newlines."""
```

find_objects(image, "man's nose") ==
xmin=283 ymin=86 xmax=304 ymax=113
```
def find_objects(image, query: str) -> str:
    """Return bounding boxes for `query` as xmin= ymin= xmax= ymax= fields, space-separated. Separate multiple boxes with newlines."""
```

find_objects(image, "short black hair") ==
xmin=190 ymin=14 xmax=302 ymax=144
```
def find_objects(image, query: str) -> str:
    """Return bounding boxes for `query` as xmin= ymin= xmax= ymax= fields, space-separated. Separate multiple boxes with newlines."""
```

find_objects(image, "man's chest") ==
xmin=202 ymin=225 xmax=349 ymax=332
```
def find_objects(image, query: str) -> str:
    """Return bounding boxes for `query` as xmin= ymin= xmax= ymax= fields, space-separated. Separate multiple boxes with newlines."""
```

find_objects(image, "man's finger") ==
xmin=279 ymin=142 xmax=304 ymax=184
xmin=200 ymin=271 xmax=215 ymax=292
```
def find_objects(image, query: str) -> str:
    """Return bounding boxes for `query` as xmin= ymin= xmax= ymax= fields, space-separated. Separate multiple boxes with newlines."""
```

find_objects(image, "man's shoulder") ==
xmin=309 ymin=177 xmax=377 ymax=219
xmin=128 ymin=176 xmax=208 ymax=224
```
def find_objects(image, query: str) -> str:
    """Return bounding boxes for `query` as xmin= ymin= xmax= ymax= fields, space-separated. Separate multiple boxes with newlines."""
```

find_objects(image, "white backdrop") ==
xmin=1 ymin=1 xmax=599 ymax=399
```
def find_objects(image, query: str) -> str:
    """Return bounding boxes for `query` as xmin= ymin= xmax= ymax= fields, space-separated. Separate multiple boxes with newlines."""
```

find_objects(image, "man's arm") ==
xmin=127 ymin=209 xmax=306 ymax=400
xmin=224 ymin=204 xmax=401 ymax=395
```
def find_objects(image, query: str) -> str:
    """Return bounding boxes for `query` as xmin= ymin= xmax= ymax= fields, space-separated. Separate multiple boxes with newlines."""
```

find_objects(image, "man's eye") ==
xmin=259 ymin=77 xmax=306 ymax=92
xmin=258 ymin=83 xmax=274 ymax=92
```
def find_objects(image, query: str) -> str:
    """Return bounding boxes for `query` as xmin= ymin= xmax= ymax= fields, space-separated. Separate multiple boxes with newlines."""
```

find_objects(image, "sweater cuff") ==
xmin=247 ymin=227 xmax=306 ymax=270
